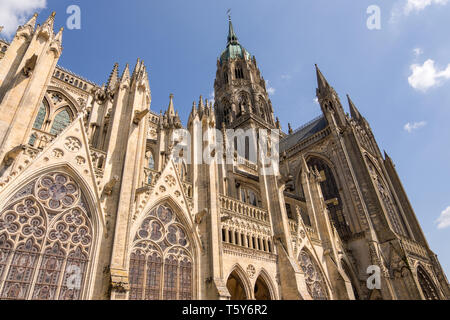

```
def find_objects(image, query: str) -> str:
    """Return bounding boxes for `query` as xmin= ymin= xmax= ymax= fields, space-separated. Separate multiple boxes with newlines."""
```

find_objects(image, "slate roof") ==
xmin=280 ymin=116 xmax=328 ymax=152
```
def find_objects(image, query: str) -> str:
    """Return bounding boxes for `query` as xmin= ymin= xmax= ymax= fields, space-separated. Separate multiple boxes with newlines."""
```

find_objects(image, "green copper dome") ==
xmin=219 ymin=18 xmax=251 ymax=64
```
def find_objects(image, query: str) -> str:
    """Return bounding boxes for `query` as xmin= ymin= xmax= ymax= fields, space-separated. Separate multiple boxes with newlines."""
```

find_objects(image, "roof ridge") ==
xmin=56 ymin=64 xmax=98 ymax=86
xmin=291 ymin=115 xmax=324 ymax=136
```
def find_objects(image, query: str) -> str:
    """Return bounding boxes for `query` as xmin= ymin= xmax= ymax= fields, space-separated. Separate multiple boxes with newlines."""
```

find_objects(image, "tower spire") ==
xmin=167 ymin=93 xmax=175 ymax=117
xmin=227 ymin=15 xmax=239 ymax=46
xmin=315 ymin=64 xmax=331 ymax=94
xmin=347 ymin=94 xmax=362 ymax=120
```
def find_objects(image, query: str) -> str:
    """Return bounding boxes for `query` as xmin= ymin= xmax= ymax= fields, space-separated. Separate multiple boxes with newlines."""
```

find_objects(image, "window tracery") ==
xmin=298 ymin=249 xmax=329 ymax=300
xmin=129 ymin=204 xmax=193 ymax=300
xmin=0 ymin=172 xmax=94 ymax=300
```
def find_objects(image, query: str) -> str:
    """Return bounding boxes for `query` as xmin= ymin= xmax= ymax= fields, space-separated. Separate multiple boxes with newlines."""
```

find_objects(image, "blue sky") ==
xmin=1 ymin=0 xmax=450 ymax=276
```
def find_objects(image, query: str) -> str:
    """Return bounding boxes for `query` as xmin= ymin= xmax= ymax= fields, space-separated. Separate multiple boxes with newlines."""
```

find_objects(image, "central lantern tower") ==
xmin=214 ymin=18 xmax=276 ymax=131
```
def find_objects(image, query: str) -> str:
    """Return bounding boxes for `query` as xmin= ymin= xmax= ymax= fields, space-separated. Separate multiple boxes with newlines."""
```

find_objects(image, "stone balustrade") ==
xmin=219 ymin=194 xmax=269 ymax=224
xmin=144 ymin=167 xmax=160 ymax=186
xmin=399 ymin=235 xmax=429 ymax=259
xmin=28 ymin=128 xmax=56 ymax=149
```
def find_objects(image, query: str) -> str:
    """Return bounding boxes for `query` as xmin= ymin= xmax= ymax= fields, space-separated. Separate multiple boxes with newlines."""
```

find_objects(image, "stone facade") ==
xmin=0 ymin=13 xmax=448 ymax=300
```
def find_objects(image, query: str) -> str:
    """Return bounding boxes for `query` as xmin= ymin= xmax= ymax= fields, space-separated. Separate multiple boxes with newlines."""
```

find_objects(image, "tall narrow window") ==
xmin=50 ymin=109 xmax=72 ymax=135
xmin=33 ymin=101 xmax=47 ymax=130
xmin=163 ymin=256 xmax=178 ymax=300
xmin=148 ymin=152 xmax=155 ymax=169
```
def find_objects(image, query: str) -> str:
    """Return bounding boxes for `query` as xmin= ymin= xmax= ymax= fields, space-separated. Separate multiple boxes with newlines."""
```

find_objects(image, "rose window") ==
xmin=37 ymin=173 xmax=79 ymax=210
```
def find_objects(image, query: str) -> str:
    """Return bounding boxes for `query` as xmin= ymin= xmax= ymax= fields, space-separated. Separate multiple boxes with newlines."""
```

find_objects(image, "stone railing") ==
xmin=29 ymin=128 xmax=56 ymax=149
xmin=219 ymin=194 xmax=269 ymax=224
xmin=144 ymin=167 xmax=160 ymax=187
xmin=236 ymin=155 xmax=258 ymax=176
xmin=399 ymin=235 xmax=428 ymax=260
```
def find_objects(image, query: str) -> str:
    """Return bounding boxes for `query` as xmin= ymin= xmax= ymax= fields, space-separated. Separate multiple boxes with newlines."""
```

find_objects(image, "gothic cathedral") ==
xmin=0 ymin=12 xmax=448 ymax=300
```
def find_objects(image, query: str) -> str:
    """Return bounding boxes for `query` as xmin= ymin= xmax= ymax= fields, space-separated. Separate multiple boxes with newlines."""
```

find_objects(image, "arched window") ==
xmin=417 ymin=266 xmax=440 ymax=300
xmin=129 ymin=204 xmax=194 ymax=300
xmin=0 ymin=172 xmax=94 ymax=300
xmin=307 ymin=157 xmax=350 ymax=238
xmin=235 ymin=66 xmax=244 ymax=79
xmin=50 ymin=109 xmax=72 ymax=135
xmin=32 ymin=101 xmax=48 ymax=130
xmin=298 ymin=250 xmax=329 ymax=300
xmin=147 ymin=151 xmax=155 ymax=170
xmin=238 ymin=186 xmax=260 ymax=207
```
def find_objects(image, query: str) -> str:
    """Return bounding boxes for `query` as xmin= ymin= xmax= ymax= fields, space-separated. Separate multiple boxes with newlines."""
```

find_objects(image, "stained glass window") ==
xmin=148 ymin=152 xmax=155 ymax=169
xmin=129 ymin=204 xmax=194 ymax=300
xmin=417 ymin=266 xmax=439 ymax=300
xmin=298 ymin=250 xmax=329 ymax=300
xmin=50 ymin=109 xmax=72 ymax=135
xmin=144 ymin=253 xmax=161 ymax=300
xmin=0 ymin=172 xmax=93 ymax=300
xmin=129 ymin=251 xmax=145 ymax=300
xmin=32 ymin=101 xmax=47 ymax=130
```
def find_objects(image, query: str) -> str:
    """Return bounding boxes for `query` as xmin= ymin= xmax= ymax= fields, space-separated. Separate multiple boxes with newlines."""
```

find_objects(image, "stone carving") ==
xmin=64 ymin=136 xmax=82 ymax=152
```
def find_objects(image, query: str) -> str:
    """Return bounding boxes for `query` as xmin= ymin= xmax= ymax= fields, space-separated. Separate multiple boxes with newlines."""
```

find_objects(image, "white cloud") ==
xmin=313 ymin=97 xmax=319 ymax=105
xmin=0 ymin=0 xmax=47 ymax=37
xmin=404 ymin=0 xmax=448 ymax=14
xmin=437 ymin=206 xmax=450 ymax=229
xmin=281 ymin=74 xmax=292 ymax=80
xmin=413 ymin=48 xmax=423 ymax=56
xmin=408 ymin=59 xmax=450 ymax=91
xmin=404 ymin=121 xmax=427 ymax=132
xmin=266 ymin=80 xmax=275 ymax=95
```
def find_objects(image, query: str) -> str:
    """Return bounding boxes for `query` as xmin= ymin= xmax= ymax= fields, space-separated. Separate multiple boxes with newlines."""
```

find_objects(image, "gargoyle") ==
xmin=23 ymin=54 xmax=38 ymax=77
xmin=133 ymin=109 xmax=149 ymax=124
xmin=2 ymin=145 xmax=26 ymax=167
xmin=103 ymin=175 xmax=119 ymax=196
xmin=195 ymin=209 xmax=208 ymax=224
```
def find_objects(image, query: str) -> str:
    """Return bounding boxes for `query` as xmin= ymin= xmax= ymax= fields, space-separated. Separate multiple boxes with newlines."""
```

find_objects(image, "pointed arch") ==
xmin=128 ymin=200 xmax=198 ymax=300
xmin=254 ymin=268 xmax=276 ymax=300
xmin=416 ymin=265 xmax=440 ymax=300
xmin=0 ymin=164 xmax=103 ymax=300
xmin=50 ymin=108 xmax=73 ymax=136
xmin=303 ymin=153 xmax=351 ymax=238
xmin=226 ymin=264 xmax=252 ymax=300
xmin=298 ymin=248 xmax=330 ymax=300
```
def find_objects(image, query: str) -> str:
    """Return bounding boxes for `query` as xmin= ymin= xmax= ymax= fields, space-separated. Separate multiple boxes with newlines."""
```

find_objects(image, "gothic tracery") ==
xmin=129 ymin=204 xmax=193 ymax=300
xmin=0 ymin=172 xmax=93 ymax=300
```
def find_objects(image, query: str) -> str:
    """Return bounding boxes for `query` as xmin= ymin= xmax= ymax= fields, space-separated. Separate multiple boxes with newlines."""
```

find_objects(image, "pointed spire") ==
xmin=198 ymin=95 xmax=204 ymax=113
xmin=120 ymin=63 xmax=130 ymax=83
xmin=167 ymin=94 xmax=175 ymax=117
xmin=107 ymin=63 xmax=119 ymax=90
xmin=24 ymin=13 xmax=38 ymax=28
xmin=384 ymin=150 xmax=392 ymax=162
xmin=227 ymin=16 xmax=239 ymax=46
xmin=315 ymin=64 xmax=330 ymax=93
xmin=288 ymin=123 xmax=293 ymax=135
xmin=132 ymin=58 xmax=141 ymax=78
xmin=43 ymin=11 xmax=56 ymax=28
xmin=347 ymin=94 xmax=362 ymax=120
xmin=54 ymin=27 xmax=63 ymax=42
